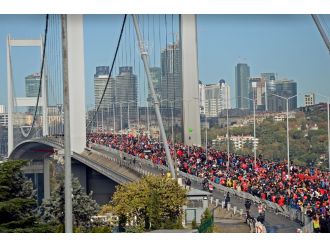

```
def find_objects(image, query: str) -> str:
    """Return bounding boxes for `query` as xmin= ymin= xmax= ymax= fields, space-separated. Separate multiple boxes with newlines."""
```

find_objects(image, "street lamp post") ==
xmin=159 ymin=99 xmax=176 ymax=145
xmin=240 ymin=94 xmax=257 ymax=168
xmin=125 ymin=100 xmax=135 ymax=131
xmin=226 ymin=105 xmax=230 ymax=170
xmin=127 ymin=103 xmax=130 ymax=130
xmin=270 ymin=93 xmax=298 ymax=178
xmin=112 ymin=103 xmax=116 ymax=134
xmin=205 ymin=114 xmax=208 ymax=158
xmin=120 ymin=102 xmax=123 ymax=135
xmin=327 ymin=98 xmax=330 ymax=172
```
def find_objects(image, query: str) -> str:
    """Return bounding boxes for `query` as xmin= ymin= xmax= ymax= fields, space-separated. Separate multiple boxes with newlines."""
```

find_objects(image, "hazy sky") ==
xmin=0 ymin=14 xmax=330 ymax=109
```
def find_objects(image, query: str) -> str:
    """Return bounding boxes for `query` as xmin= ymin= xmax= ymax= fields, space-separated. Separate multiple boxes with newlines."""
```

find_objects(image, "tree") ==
xmin=40 ymin=176 xmax=99 ymax=230
xmin=0 ymin=160 xmax=54 ymax=232
xmin=198 ymin=208 xmax=214 ymax=233
xmin=110 ymin=175 xmax=187 ymax=232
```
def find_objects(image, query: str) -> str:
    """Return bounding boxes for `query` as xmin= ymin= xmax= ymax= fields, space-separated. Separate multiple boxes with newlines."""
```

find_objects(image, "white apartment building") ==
xmin=199 ymin=80 xmax=231 ymax=117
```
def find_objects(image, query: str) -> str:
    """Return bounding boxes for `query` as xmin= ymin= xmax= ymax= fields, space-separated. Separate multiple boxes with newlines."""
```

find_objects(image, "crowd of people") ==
xmin=88 ymin=132 xmax=330 ymax=232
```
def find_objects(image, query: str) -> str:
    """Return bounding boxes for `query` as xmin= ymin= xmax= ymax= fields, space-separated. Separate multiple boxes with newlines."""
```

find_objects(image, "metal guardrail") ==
xmin=91 ymin=143 xmax=312 ymax=231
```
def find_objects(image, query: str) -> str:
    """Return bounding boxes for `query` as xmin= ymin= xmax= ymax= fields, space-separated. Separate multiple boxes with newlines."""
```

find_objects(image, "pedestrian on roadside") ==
xmin=225 ymin=192 xmax=230 ymax=209
xmin=312 ymin=215 xmax=320 ymax=233
xmin=185 ymin=178 xmax=192 ymax=190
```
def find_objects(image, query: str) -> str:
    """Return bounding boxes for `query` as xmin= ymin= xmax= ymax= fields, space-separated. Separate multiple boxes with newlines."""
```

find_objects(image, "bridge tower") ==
xmin=180 ymin=15 xmax=201 ymax=146
xmin=6 ymin=36 xmax=48 ymax=156
xmin=65 ymin=15 xmax=86 ymax=154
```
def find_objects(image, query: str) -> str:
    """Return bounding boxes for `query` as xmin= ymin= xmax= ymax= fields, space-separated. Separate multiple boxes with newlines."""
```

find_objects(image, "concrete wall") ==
xmin=72 ymin=159 xmax=118 ymax=205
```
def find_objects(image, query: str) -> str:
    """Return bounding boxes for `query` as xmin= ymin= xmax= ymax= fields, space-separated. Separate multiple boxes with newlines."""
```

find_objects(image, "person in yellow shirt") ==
xmin=312 ymin=215 xmax=320 ymax=233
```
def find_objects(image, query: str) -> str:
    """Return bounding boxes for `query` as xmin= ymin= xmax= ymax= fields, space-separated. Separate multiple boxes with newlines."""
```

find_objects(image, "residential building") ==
xmin=304 ymin=93 xmax=315 ymax=107
xmin=0 ymin=113 xmax=8 ymax=127
xmin=202 ymin=80 xmax=231 ymax=117
xmin=0 ymin=105 xmax=5 ymax=114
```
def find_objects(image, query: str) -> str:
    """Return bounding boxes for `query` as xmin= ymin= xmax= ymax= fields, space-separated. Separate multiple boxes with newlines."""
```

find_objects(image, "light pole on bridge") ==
xmin=270 ymin=93 xmax=298 ymax=178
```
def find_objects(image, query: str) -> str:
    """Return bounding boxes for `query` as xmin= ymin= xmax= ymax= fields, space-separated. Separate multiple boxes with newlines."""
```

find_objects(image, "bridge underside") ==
xmin=10 ymin=141 xmax=118 ymax=205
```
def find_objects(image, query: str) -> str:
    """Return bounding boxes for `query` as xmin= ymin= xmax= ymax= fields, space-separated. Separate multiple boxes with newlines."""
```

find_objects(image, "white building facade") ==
xmin=199 ymin=80 xmax=231 ymax=117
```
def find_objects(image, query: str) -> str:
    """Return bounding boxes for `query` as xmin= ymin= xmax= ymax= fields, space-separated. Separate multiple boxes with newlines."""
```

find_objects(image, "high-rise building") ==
xmin=248 ymin=77 xmax=266 ymax=111
xmin=25 ymin=73 xmax=41 ymax=113
xmin=147 ymin=67 xmax=161 ymax=102
xmin=200 ymin=80 xmax=231 ymax=118
xmin=95 ymin=66 xmax=109 ymax=78
xmin=235 ymin=63 xmax=250 ymax=109
xmin=304 ymin=93 xmax=315 ymax=107
xmin=260 ymin=72 xmax=276 ymax=82
xmin=0 ymin=113 xmax=8 ymax=127
xmin=199 ymin=81 xmax=206 ymax=115
xmin=270 ymin=79 xmax=298 ymax=112
xmin=111 ymin=66 xmax=138 ymax=129
xmin=94 ymin=66 xmax=112 ymax=109
xmin=261 ymin=72 xmax=276 ymax=112
xmin=160 ymin=41 xmax=182 ymax=115
xmin=25 ymin=73 xmax=41 ymax=97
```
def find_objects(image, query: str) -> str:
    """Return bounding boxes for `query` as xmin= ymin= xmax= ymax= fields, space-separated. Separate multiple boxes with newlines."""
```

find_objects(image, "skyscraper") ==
xmin=261 ymin=72 xmax=276 ymax=111
xmin=275 ymin=79 xmax=298 ymax=112
xmin=25 ymin=73 xmax=41 ymax=113
xmin=147 ymin=67 xmax=161 ymax=103
xmin=95 ymin=66 xmax=109 ymax=78
xmin=25 ymin=73 xmax=41 ymax=97
xmin=160 ymin=41 xmax=182 ymax=115
xmin=94 ymin=66 xmax=112 ymax=109
xmin=235 ymin=63 xmax=250 ymax=109
xmin=111 ymin=66 xmax=138 ymax=129
xmin=248 ymin=77 xmax=266 ymax=111
xmin=199 ymin=81 xmax=206 ymax=115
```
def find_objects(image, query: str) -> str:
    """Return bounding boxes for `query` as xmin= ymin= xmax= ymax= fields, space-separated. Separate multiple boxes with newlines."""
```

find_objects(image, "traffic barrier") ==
xmin=221 ymin=201 xmax=225 ymax=209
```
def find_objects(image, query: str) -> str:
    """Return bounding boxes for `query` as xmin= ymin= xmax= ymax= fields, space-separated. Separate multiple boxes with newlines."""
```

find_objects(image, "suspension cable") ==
xmin=25 ymin=14 xmax=49 ymax=138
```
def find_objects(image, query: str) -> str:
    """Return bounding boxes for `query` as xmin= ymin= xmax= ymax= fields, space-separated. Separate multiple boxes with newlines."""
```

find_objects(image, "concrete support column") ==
xmin=67 ymin=15 xmax=86 ymax=154
xmin=43 ymin=158 xmax=51 ymax=200
xmin=7 ymin=35 xmax=13 ymax=155
xmin=180 ymin=15 xmax=201 ymax=146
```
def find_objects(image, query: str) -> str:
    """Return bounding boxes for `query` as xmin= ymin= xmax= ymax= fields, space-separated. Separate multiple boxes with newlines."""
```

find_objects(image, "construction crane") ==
xmin=311 ymin=14 xmax=330 ymax=53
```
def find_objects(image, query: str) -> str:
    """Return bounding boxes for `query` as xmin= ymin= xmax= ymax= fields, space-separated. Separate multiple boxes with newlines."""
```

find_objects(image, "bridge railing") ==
xmin=90 ymin=143 xmax=312 ymax=232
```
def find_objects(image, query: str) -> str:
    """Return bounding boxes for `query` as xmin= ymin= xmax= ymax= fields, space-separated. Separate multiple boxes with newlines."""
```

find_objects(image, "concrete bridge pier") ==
xmin=71 ymin=159 xmax=119 ymax=205
xmin=22 ymin=159 xmax=48 ymax=204
xmin=43 ymin=158 xmax=51 ymax=200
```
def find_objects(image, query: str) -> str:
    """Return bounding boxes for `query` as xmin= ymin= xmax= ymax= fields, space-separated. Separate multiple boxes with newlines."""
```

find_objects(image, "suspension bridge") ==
xmin=5 ymin=14 xmax=330 ymax=233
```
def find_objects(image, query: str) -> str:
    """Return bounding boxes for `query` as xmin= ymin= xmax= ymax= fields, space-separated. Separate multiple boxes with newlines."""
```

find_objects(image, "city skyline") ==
xmin=0 ymin=15 xmax=330 ymax=109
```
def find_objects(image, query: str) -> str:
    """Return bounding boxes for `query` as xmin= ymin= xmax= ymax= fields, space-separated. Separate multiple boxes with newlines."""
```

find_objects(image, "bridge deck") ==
xmin=79 ymin=149 xmax=141 ymax=183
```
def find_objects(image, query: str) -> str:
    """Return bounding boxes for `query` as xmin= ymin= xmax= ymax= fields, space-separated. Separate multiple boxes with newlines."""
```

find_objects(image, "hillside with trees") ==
xmin=206 ymin=108 xmax=329 ymax=168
